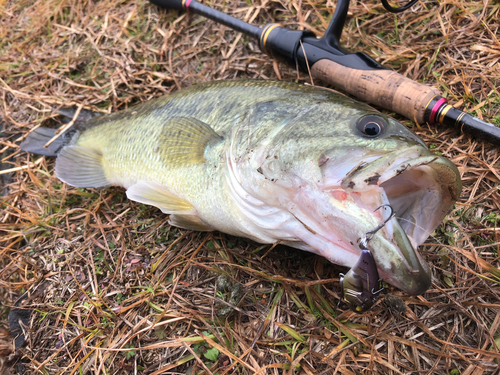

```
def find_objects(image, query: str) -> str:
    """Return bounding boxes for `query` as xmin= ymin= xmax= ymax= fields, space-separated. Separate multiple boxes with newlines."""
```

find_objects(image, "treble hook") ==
xmin=359 ymin=204 xmax=395 ymax=250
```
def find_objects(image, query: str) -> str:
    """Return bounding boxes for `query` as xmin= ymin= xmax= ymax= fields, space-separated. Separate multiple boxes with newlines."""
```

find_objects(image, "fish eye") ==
xmin=356 ymin=115 xmax=387 ymax=138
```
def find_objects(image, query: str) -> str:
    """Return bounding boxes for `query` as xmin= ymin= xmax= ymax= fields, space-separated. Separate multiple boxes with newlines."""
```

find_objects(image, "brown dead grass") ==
xmin=1 ymin=0 xmax=500 ymax=374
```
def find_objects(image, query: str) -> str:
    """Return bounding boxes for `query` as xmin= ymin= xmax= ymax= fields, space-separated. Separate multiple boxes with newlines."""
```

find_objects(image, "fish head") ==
xmin=229 ymin=94 xmax=462 ymax=296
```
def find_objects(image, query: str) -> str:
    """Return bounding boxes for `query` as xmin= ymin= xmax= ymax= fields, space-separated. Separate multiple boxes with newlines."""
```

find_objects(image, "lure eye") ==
xmin=356 ymin=115 xmax=387 ymax=138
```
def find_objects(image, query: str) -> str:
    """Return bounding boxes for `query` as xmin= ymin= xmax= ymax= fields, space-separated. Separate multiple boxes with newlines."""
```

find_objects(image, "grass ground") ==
xmin=1 ymin=0 xmax=500 ymax=374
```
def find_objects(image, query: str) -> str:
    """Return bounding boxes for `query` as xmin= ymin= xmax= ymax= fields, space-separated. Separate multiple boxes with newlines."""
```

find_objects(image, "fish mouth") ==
xmin=339 ymin=145 xmax=462 ymax=295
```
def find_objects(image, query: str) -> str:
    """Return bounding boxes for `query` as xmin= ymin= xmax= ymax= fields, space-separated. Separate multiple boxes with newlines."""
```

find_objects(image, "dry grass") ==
xmin=1 ymin=0 xmax=500 ymax=374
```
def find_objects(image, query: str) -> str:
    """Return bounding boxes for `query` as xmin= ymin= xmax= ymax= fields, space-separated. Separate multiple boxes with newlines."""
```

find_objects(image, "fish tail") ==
xmin=55 ymin=107 xmax=100 ymax=124
xmin=21 ymin=127 xmax=110 ymax=188
xmin=20 ymin=127 xmax=73 ymax=157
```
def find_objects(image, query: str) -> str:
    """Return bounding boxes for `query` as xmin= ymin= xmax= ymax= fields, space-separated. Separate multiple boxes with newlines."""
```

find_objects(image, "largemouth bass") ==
xmin=21 ymin=80 xmax=461 ymax=299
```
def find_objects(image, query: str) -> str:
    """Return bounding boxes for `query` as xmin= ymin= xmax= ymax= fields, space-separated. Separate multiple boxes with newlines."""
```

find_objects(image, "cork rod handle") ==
xmin=311 ymin=59 xmax=439 ymax=124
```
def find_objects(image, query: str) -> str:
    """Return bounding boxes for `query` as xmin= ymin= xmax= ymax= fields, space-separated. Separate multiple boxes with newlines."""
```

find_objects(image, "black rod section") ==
xmin=424 ymin=96 xmax=500 ymax=146
xmin=149 ymin=0 xmax=386 ymax=72
xmin=188 ymin=1 xmax=261 ymax=38
xmin=150 ymin=0 xmax=262 ymax=39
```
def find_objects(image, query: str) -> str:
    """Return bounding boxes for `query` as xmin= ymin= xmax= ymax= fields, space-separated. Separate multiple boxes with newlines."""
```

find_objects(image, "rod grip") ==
xmin=311 ymin=59 xmax=439 ymax=124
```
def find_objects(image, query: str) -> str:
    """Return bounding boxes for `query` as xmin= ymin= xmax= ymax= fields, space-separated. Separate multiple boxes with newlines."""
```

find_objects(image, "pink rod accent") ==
xmin=185 ymin=0 xmax=193 ymax=8
xmin=429 ymin=97 xmax=447 ymax=124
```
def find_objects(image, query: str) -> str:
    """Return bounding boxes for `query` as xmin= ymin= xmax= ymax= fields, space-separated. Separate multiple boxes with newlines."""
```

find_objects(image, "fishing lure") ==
xmin=339 ymin=205 xmax=394 ymax=313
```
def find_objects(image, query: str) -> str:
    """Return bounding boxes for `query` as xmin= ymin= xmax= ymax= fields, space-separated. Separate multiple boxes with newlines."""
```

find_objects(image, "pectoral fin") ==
xmin=126 ymin=180 xmax=195 ymax=214
xmin=159 ymin=117 xmax=223 ymax=164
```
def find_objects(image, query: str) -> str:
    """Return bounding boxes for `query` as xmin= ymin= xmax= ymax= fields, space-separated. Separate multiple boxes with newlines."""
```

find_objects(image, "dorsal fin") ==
xmin=159 ymin=117 xmax=223 ymax=164
xmin=126 ymin=180 xmax=194 ymax=214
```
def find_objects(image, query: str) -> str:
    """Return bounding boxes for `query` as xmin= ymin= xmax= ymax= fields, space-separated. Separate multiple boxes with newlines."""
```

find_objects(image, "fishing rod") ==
xmin=149 ymin=0 xmax=500 ymax=146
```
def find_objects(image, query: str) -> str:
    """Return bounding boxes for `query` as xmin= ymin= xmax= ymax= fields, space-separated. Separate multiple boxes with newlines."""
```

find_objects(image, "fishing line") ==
xmin=393 ymin=215 xmax=448 ymax=246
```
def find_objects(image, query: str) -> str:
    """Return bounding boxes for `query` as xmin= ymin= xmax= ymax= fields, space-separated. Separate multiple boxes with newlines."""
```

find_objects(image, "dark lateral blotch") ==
xmin=365 ymin=173 xmax=381 ymax=185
